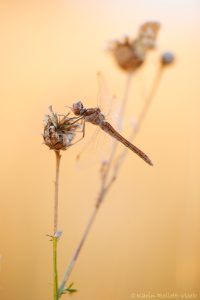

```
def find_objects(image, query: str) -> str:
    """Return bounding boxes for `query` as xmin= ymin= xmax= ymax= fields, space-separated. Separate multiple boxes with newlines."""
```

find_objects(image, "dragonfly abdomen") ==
xmin=100 ymin=121 xmax=153 ymax=166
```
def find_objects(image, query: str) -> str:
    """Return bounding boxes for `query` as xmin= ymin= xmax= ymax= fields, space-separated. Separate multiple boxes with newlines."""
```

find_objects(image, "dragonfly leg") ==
xmin=59 ymin=112 xmax=71 ymax=118
xmin=82 ymin=118 xmax=86 ymax=138
xmin=69 ymin=118 xmax=85 ymax=146
xmin=69 ymin=116 xmax=84 ymax=126
xmin=69 ymin=137 xmax=84 ymax=146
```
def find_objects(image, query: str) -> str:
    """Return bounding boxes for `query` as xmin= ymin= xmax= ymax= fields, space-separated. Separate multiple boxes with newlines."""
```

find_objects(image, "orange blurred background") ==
xmin=0 ymin=1 xmax=200 ymax=299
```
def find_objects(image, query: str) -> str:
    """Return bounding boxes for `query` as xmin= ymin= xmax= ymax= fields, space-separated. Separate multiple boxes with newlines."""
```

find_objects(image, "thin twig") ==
xmin=53 ymin=150 xmax=61 ymax=300
xmin=118 ymin=72 xmax=133 ymax=130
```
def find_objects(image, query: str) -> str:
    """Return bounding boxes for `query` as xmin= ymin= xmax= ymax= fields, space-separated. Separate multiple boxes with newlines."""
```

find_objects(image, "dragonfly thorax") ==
xmin=84 ymin=108 xmax=105 ymax=126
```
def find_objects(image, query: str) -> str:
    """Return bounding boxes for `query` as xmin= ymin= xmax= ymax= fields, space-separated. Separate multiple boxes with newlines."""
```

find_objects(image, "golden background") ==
xmin=0 ymin=0 xmax=200 ymax=299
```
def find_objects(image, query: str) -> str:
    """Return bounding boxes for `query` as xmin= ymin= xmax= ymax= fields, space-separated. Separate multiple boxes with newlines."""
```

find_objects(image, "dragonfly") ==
xmin=69 ymin=100 xmax=153 ymax=166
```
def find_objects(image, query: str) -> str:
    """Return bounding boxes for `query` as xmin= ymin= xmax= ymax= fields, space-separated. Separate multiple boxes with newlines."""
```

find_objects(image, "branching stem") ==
xmin=59 ymin=73 xmax=132 ymax=291
xmin=59 ymin=64 xmax=164 ymax=291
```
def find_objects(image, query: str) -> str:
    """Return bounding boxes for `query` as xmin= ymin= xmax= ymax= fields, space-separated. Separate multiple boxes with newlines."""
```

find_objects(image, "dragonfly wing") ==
xmin=74 ymin=123 xmax=114 ymax=170
xmin=96 ymin=72 xmax=121 ymax=127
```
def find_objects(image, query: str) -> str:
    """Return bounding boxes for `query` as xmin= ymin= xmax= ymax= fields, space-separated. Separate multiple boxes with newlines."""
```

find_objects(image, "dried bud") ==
xmin=161 ymin=51 xmax=175 ymax=66
xmin=109 ymin=21 xmax=160 ymax=72
xmin=43 ymin=106 xmax=81 ymax=151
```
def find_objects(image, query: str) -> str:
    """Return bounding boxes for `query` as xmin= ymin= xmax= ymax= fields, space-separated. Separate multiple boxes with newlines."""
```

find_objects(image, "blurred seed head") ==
xmin=43 ymin=106 xmax=81 ymax=151
xmin=138 ymin=21 xmax=160 ymax=49
xmin=109 ymin=36 xmax=144 ymax=71
xmin=109 ymin=21 xmax=161 ymax=72
xmin=161 ymin=51 xmax=175 ymax=66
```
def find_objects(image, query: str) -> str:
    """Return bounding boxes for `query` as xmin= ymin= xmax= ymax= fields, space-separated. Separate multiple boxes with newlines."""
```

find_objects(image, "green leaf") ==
xmin=68 ymin=282 xmax=74 ymax=289
xmin=58 ymin=282 xmax=78 ymax=297
xmin=66 ymin=288 xmax=77 ymax=294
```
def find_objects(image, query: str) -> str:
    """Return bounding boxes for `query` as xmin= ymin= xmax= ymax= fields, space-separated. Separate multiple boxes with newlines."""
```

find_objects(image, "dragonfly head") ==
xmin=72 ymin=101 xmax=85 ymax=116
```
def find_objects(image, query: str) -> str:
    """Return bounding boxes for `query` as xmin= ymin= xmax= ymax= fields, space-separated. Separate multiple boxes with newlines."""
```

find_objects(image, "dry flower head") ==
xmin=43 ymin=106 xmax=81 ymax=151
xmin=109 ymin=21 xmax=160 ymax=72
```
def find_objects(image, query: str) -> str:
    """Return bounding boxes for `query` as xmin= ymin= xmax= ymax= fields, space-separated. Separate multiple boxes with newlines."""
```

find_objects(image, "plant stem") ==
xmin=53 ymin=150 xmax=61 ymax=300
xmin=131 ymin=65 xmax=164 ymax=138
xmin=54 ymin=151 xmax=61 ymax=234
xmin=59 ymin=73 xmax=132 ymax=291
xmin=53 ymin=237 xmax=58 ymax=300
xmin=59 ymin=206 xmax=98 ymax=293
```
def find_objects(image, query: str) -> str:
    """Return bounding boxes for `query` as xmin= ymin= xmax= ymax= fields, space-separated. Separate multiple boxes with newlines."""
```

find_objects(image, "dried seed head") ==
xmin=161 ymin=51 xmax=175 ymax=66
xmin=109 ymin=21 xmax=160 ymax=72
xmin=43 ymin=106 xmax=81 ymax=151
xmin=109 ymin=36 xmax=144 ymax=71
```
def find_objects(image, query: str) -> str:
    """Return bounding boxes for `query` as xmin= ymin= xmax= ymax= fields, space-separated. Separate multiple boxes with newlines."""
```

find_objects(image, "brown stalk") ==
xmin=54 ymin=150 xmax=61 ymax=234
